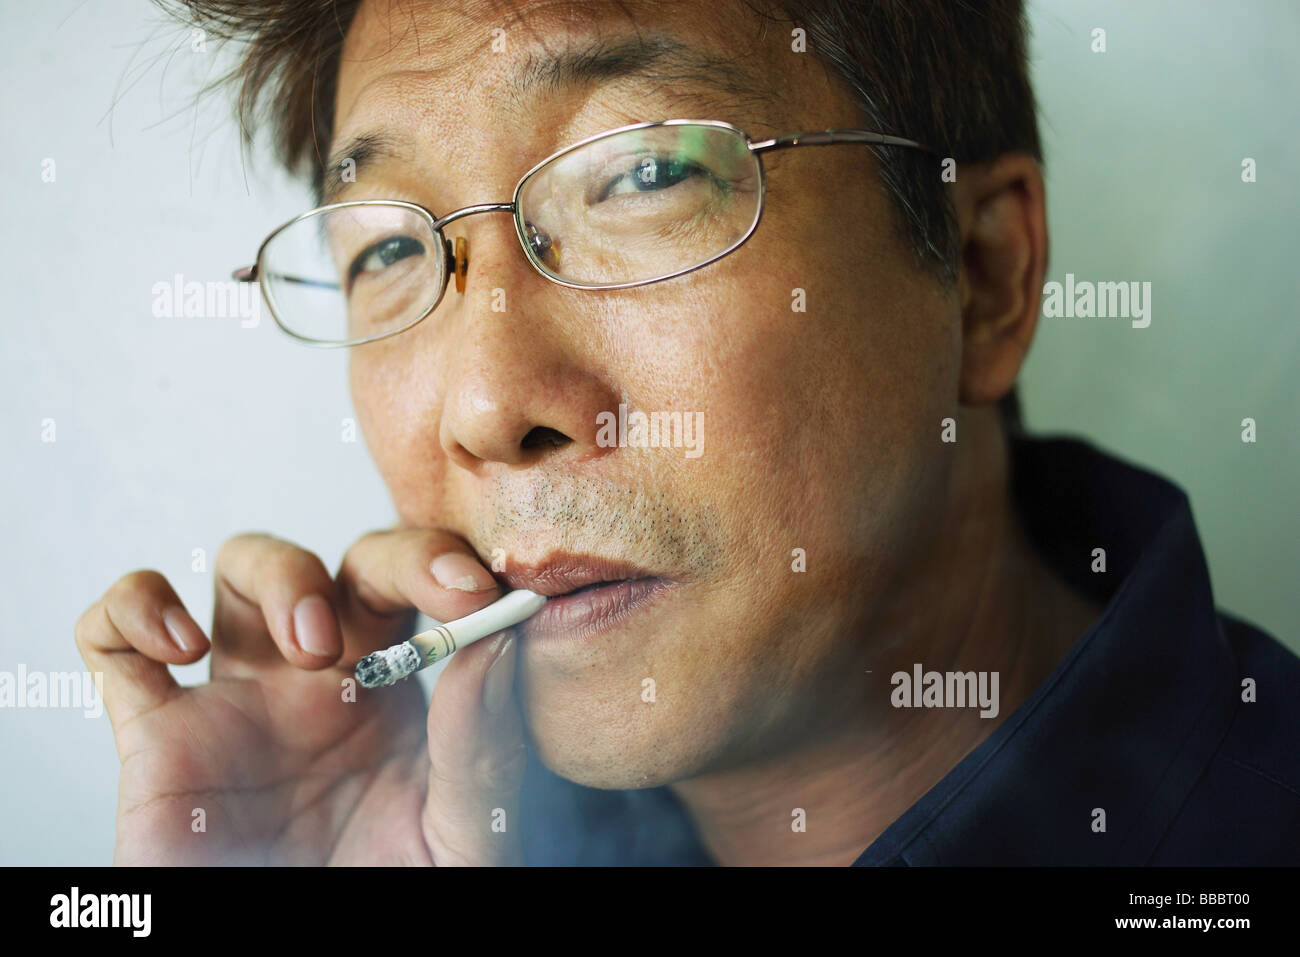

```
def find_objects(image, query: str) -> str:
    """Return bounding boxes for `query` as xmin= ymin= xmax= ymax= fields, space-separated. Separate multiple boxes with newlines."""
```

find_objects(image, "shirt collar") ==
xmin=853 ymin=435 xmax=1240 ymax=864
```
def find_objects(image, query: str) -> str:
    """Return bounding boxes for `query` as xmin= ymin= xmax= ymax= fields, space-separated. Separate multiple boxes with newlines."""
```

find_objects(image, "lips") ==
xmin=500 ymin=555 xmax=660 ymax=597
xmin=500 ymin=554 xmax=673 ymax=643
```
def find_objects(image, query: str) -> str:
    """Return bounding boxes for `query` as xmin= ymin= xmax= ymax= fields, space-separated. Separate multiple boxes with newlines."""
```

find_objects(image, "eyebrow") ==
xmin=510 ymin=33 xmax=773 ymax=107
xmin=320 ymin=33 xmax=776 ymax=205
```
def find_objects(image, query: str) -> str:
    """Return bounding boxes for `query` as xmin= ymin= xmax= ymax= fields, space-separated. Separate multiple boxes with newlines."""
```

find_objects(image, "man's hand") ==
xmin=74 ymin=529 xmax=527 ymax=865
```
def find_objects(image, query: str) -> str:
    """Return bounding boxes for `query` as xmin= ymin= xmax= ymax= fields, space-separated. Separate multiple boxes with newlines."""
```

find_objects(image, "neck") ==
xmin=670 ymin=415 xmax=1104 ymax=866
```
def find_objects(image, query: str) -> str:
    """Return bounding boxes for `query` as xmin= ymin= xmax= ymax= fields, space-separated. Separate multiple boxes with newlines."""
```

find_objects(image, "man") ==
xmin=76 ymin=0 xmax=1298 ymax=865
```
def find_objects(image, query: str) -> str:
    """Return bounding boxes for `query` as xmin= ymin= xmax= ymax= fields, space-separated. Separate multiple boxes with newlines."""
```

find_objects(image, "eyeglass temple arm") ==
xmin=748 ymin=130 xmax=934 ymax=155
xmin=231 ymin=265 xmax=340 ymax=290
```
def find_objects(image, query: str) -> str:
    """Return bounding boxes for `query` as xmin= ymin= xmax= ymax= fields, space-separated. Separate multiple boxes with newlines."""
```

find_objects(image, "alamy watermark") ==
xmin=152 ymin=273 xmax=260 ymax=327
xmin=890 ymin=664 xmax=999 ymax=719
xmin=1042 ymin=273 xmax=1151 ymax=328
xmin=50 ymin=887 xmax=150 ymax=937
xmin=0 ymin=666 xmax=103 ymax=718
xmin=596 ymin=403 xmax=704 ymax=458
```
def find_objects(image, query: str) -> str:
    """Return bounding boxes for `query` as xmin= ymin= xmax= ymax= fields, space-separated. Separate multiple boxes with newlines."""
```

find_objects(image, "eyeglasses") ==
xmin=232 ymin=119 xmax=933 ymax=347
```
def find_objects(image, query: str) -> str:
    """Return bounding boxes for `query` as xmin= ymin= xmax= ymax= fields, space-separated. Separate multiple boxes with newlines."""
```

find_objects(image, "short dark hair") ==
xmin=162 ymin=0 xmax=1037 ymax=432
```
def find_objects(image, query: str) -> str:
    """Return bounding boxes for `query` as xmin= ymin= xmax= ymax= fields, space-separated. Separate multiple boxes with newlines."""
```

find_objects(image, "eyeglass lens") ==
xmin=516 ymin=123 xmax=760 ymax=285
xmin=258 ymin=124 xmax=761 ymax=344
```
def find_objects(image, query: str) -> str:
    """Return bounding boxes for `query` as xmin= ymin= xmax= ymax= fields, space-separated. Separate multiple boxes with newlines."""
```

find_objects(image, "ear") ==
xmin=952 ymin=153 xmax=1048 ymax=407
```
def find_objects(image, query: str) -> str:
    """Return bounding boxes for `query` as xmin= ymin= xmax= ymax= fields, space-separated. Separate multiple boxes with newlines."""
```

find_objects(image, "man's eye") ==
xmin=597 ymin=155 xmax=704 ymax=201
xmin=347 ymin=235 xmax=426 ymax=288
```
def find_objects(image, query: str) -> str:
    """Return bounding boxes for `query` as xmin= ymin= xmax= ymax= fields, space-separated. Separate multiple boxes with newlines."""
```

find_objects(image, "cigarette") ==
xmin=355 ymin=589 xmax=547 ymax=689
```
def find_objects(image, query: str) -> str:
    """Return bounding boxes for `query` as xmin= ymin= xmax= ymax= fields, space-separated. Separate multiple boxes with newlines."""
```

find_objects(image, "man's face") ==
xmin=338 ymin=0 xmax=962 ymax=787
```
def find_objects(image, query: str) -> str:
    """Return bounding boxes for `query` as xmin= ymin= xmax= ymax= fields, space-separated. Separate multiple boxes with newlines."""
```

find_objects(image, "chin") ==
xmin=521 ymin=700 xmax=716 ymax=791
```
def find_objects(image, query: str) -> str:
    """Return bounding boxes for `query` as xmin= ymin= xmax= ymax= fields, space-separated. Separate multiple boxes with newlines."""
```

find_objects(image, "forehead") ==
xmin=338 ymin=0 xmax=773 ymax=105
xmin=330 ymin=0 xmax=825 ymax=180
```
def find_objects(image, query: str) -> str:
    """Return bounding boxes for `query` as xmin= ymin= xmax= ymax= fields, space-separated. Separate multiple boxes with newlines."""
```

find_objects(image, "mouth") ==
xmin=500 ymin=554 xmax=675 ymax=644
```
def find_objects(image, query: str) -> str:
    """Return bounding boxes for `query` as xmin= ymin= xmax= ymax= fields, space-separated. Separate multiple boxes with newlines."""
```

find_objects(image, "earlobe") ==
xmin=954 ymin=154 xmax=1047 ymax=407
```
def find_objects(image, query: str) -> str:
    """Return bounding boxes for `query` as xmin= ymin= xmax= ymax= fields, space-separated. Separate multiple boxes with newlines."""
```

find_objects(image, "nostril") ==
xmin=521 ymin=426 xmax=569 ymax=450
xmin=521 ymin=426 xmax=570 ymax=451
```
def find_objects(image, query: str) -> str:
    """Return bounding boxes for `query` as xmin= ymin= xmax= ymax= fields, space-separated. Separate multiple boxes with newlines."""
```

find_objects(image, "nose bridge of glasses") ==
xmin=433 ymin=202 xmax=518 ymax=294
xmin=432 ymin=201 xmax=515 ymax=231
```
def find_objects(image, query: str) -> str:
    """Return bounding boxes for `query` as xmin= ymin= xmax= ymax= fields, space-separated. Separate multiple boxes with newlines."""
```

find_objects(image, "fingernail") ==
xmin=431 ymin=553 xmax=497 ymax=592
xmin=482 ymin=635 xmax=517 ymax=715
xmin=293 ymin=594 xmax=341 ymax=658
xmin=162 ymin=606 xmax=203 ymax=653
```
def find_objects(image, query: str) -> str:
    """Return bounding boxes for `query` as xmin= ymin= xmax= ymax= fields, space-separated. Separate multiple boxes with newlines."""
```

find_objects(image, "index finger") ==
xmin=335 ymin=527 xmax=503 ymax=670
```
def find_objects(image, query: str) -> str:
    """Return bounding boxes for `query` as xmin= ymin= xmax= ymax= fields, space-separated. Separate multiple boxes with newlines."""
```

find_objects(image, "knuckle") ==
xmin=287 ymin=548 xmax=332 ymax=587
xmin=341 ymin=526 xmax=423 ymax=593
xmin=220 ymin=532 xmax=331 ymax=593
xmin=416 ymin=527 xmax=471 ymax=561
xmin=108 ymin=569 xmax=167 ymax=609
xmin=215 ymin=531 xmax=265 ymax=567
xmin=73 ymin=602 xmax=102 ymax=653
xmin=349 ymin=527 xmax=392 ymax=554
xmin=341 ymin=527 xmax=403 ymax=575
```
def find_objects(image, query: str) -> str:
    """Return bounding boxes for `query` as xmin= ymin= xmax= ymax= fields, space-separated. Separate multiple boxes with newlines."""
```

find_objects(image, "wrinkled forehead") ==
xmin=333 ymin=0 xmax=805 ymax=147
xmin=339 ymin=0 xmax=762 ymax=101
xmin=324 ymin=0 xmax=821 ymax=204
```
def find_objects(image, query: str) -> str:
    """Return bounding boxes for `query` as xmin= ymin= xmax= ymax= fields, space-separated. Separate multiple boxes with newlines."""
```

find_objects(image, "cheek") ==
xmin=348 ymin=350 xmax=445 ymax=523
xmin=643 ymin=226 xmax=958 ymax=615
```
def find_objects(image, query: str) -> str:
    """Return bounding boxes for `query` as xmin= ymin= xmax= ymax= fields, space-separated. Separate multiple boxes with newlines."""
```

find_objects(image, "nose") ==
xmin=436 ymin=217 xmax=622 ymax=473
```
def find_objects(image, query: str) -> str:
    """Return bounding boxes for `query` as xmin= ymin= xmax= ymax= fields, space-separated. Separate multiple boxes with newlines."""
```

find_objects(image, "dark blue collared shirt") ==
xmin=518 ymin=436 xmax=1300 ymax=865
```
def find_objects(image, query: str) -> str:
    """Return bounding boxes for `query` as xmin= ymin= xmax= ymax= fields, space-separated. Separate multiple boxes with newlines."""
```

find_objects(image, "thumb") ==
xmin=422 ymin=631 xmax=527 ymax=866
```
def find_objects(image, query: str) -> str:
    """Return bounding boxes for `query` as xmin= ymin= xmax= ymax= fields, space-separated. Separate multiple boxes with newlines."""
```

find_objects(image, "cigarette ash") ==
xmin=355 ymin=642 xmax=421 ymax=689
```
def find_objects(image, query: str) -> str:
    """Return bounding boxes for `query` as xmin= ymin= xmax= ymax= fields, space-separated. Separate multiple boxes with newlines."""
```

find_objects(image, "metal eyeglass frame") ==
xmin=232 ymin=118 xmax=935 ymax=348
